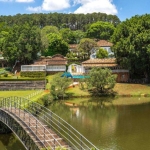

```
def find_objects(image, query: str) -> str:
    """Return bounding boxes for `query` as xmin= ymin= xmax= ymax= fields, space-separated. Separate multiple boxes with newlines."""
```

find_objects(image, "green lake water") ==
xmin=0 ymin=133 xmax=25 ymax=150
xmin=1 ymin=97 xmax=150 ymax=150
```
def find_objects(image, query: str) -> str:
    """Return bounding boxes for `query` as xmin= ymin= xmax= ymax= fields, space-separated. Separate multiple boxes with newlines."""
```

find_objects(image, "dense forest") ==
xmin=0 ymin=12 xmax=120 ymax=30
xmin=1 ymin=12 xmax=150 ymax=82
xmin=0 ymin=12 xmax=119 ymax=65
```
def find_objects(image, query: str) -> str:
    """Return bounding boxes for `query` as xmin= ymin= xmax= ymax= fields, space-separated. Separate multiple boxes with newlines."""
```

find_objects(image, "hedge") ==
xmin=0 ymin=78 xmax=45 ymax=81
xmin=20 ymin=71 xmax=46 ymax=78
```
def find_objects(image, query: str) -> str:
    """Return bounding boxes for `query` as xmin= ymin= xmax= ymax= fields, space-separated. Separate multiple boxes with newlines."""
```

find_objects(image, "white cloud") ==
xmin=15 ymin=0 xmax=34 ymax=2
xmin=74 ymin=0 xmax=118 ymax=15
xmin=26 ymin=0 xmax=118 ymax=15
xmin=27 ymin=0 xmax=70 ymax=12
xmin=27 ymin=6 xmax=41 ymax=12
xmin=42 ymin=0 xmax=70 ymax=11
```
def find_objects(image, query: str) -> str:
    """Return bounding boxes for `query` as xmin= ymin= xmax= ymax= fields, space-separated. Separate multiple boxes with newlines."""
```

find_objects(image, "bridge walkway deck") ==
xmin=2 ymin=107 xmax=71 ymax=149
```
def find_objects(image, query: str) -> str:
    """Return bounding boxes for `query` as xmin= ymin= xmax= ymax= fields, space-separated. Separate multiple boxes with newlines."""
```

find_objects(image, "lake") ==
xmin=1 ymin=97 xmax=150 ymax=150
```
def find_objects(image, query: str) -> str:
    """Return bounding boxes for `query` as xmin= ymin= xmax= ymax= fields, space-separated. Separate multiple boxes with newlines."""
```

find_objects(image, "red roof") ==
xmin=82 ymin=58 xmax=117 ymax=68
xmin=97 ymin=40 xmax=113 ymax=47
xmin=69 ymin=44 xmax=78 ymax=49
xmin=33 ymin=54 xmax=67 ymax=65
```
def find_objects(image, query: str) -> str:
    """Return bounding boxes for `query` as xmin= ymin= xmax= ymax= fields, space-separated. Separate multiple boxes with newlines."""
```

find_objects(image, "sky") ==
xmin=0 ymin=0 xmax=150 ymax=21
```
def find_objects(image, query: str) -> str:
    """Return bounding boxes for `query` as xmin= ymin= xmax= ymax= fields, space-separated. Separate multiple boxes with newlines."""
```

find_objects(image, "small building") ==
xmin=21 ymin=54 xmax=67 ymax=74
xmin=82 ymin=58 xmax=129 ymax=83
xmin=67 ymin=63 xmax=85 ymax=75
xmin=90 ymin=40 xmax=114 ymax=59
xmin=46 ymin=54 xmax=67 ymax=73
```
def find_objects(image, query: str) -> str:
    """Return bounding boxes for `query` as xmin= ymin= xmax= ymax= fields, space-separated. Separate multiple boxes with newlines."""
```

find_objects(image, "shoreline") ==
xmin=65 ymin=94 xmax=150 ymax=106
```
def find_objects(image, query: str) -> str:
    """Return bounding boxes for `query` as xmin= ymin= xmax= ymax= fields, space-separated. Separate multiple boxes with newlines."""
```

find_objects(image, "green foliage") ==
xmin=2 ymin=23 xmax=42 ymax=65
xmin=0 ymin=13 xmax=120 ymax=31
xmin=0 ymin=68 xmax=9 ymax=75
xmin=86 ymin=68 xmax=117 ymax=96
xmin=44 ymin=33 xmax=69 ymax=56
xmin=72 ymin=30 xmax=86 ymax=44
xmin=20 ymin=71 xmax=46 ymax=78
xmin=96 ymin=48 xmax=108 ymax=58
xmin=86 ymin=21 xmax=115 ymax=40
xmin=50 ymin=73 xmax=72 ymax=100
xmin=3 ymin=73 xmax=8 ymax=77
xmin=79 ymin=78 xmax=87 ymax=90
xmin=111 ymin=14 xmax=150 ymax=81
xmin=60 ymin=28 xmax=76 ymax=44
xmin=40 ymin=94 xmax=53 ymax=107
xmin=78 ymin=38 xmax=97 ymax=59
xmin=41 ymin=26 xmax=59 ymax=51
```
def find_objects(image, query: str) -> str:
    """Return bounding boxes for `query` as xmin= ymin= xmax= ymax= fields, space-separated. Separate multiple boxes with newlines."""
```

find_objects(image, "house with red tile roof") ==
xmin=90 ymin=40 xmax=114 ymax=59
xmin=21 ymin=54 xmax=67 ymax=74
xmin=82 ymin=58 xmax=129 ymax=82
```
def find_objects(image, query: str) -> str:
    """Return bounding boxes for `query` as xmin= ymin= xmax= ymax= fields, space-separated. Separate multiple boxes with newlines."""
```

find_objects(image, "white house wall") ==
xmin=46 ymin=65 xmax=66 ymax=71
xmin=68 ymin=64 xmax=85 ymax=74
xmin=21 ymin=65 xmax=46 ymax=71
xmin=21 ymin=65 xmax=66 ymax=72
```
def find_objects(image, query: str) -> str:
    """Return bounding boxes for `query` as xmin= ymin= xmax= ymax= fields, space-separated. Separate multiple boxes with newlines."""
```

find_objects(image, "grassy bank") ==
xmin=114 ymin=83 xmax=150 ymax=96
xmin=66 ymin=83 xmax=150 ymax=97
xmin=65 ymin=83 xmax=150 ymax=105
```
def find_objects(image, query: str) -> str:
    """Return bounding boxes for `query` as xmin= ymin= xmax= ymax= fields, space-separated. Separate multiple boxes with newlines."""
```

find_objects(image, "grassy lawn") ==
xmin=65 ymin=83 xmax=150 ymax=106
xmin=113 ymin=83 xmax=150 ymax=96
xmin=1 ymin=72 xmax=150 ymax=106
xmin=66 ymin=83 xmax=150 ymax=97
xmin=0 ymin=90 xmax=39 ymax=97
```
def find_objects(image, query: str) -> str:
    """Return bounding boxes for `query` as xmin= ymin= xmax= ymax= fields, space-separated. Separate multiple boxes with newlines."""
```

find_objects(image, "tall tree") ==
xmin=86 ymin=21 xmax=115 ymax=40
xmin=44 ymin=33 xmax=69 ymax=56
xmin=41 ymin=26 xmax=59 ymax=52
xmin=73 ymin=30 xmax=86 ymax=44
xmin=87 ymin=67 xmax=117 ymax=96
xmin=0 ymin=22 xmax=9 ymax=52
xmin=111 ymin=14 xmax=150 ymax=81
xmin=78 ymin=38 xmax=97 ymax=59
xmin=3 ymin=23 xmax=42 ymax=65
xmin=60 ymin=28 xmax=76 ymax=44
xmin=50 ymin=73 xmax=72 ymax=100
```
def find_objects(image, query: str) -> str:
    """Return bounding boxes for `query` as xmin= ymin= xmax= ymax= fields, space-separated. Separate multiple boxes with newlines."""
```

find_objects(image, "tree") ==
xmin=60 ymin=28 xmax=76 ymax=44
xmin=78 ymin=38 xmax=97 ymax=59
xmin=41 ymin=26 xmax=59 ymax=52
xmin=0 ymin=22 xmax=9 ymax=52
xmin=73 ymin=30 xmax=86 ymax=44
xmin=111 ymin=14 xmax=150 ymax=81
xmin=96 ymin=48 xmax=108 ymax=58
xmin=50 ymin=73 xmax=72 ymax=100
xmin=3 ymin=23 xmax=42 ymax=65
xmin=86 ymin=68 xmax=117 ymax=96
xmin=44 ymin=33 xmax=69 ymax=56
xmin=86 ymin=21 xmax=115 ymax=40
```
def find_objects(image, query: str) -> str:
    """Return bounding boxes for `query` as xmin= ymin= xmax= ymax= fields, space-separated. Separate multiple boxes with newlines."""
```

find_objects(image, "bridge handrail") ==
xmin=20 ymin=97 xmax=98 ymax=150
xmin=0 ymin=108 xmax=39 ymax=150
xmin=30 ymin=106 xmax=92 ymax=149
xmin=0 ymin=96 xmax=99 ymax=150
xmin=1 ymin=97 xmax=65 ymax=150
xmin=2 ymin=97 xmax=49 ymax=150
xmin=28 ymin=105 xmax=80 ymax=149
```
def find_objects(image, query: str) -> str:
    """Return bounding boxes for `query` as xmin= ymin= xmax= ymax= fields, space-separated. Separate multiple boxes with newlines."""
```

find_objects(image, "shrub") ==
xmin=20 ymin=71 xmax=46 ymax=78
xmin=3 ymin=73 xmax=8 ymax=77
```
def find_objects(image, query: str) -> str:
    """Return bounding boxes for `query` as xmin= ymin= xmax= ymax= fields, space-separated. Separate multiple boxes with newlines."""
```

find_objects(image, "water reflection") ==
xmin=0 ymin=133 xmax=26 ymax=150
xmin=48 ymin=97 xmax=150 ymax=150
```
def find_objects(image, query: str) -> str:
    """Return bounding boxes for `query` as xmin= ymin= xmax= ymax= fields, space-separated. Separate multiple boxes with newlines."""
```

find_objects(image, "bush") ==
xmin=40 ymin=94 xmax=53 ymax=107
xmin=20 ymin=71 xmax=46 ymax=78
xmin=3 ymin=73 xmax=8 ymax=77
